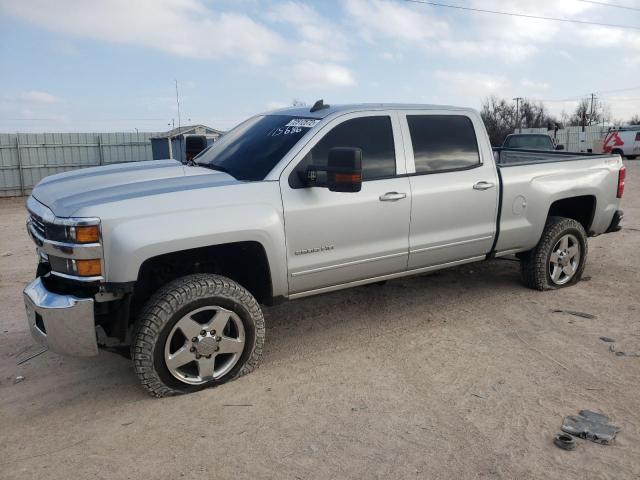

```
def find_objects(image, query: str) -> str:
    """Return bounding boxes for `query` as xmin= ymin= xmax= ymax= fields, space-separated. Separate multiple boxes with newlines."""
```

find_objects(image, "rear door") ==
xmin=280 ymin=112 xmax=411 ymax=295
xmin=400 ymin=111 xmax=499 ymax=269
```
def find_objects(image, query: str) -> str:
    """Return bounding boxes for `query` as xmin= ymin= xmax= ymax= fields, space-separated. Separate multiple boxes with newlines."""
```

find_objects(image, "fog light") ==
xmin=75 ymin=259 xmax=102 ymax=277
xmin=75 ymin=225 xmax=100 ymax=243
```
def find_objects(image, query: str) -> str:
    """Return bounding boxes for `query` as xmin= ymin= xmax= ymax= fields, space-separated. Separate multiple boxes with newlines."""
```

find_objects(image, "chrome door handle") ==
xmin=379 ymin=192 xmax=407 ymax=202
xmin=473 ymin=181 xmax=495 ymax=191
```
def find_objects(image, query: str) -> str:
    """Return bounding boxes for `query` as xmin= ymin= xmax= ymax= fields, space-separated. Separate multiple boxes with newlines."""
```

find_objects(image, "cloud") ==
xmin=345 ymin=0 xmax=448 ymax=43
xmin=0 ymin=0 xmax=284 ymax=66
xmin=17 ymin=90 xmax=60 ymax=103
xmin=433 ymin=70 xmax=511 ymax=106
xmin=267 ymin=1 xmax=349 ymax=62
xmin=438 ymin=40 xmax=538 ymax=62
xmin=289 ymin=61 xmax=356 ymax=89
xmin=521 ymin=79 xmax=551 ymax=90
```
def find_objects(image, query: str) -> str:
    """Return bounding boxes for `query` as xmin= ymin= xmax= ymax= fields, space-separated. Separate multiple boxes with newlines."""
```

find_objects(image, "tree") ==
xmin=568 ymin=98 xmax=610 ymax=126
xmin=480 ymin=96 xmax=559 ymax=146
xmin=629 ymin=114 xmax=640 ymax=125
xmin=480 ymin=96 xmax=515 ymax=146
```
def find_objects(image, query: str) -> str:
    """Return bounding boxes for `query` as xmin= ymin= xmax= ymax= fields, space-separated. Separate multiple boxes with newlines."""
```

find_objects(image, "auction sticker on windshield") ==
xmin=285 ymin=118 xmax=320 ymax=128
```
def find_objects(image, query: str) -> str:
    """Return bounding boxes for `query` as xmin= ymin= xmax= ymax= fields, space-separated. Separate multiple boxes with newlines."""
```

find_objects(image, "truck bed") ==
xmin=493 ymin=148 xmax=623 ymax=255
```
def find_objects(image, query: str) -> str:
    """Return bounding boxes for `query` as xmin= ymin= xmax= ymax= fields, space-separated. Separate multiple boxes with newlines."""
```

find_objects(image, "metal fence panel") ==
xmin=517 ymin=126 xmax=609 ymax=153
xmin=0 ymin=131 xmax=161 ymax=197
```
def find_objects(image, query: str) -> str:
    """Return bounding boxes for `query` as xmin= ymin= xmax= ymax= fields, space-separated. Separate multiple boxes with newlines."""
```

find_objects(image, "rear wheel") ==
xmin=520 ymin=217 xmax=588 ymax=291
xmin=132 ymin=274 xmax=265 ymax=397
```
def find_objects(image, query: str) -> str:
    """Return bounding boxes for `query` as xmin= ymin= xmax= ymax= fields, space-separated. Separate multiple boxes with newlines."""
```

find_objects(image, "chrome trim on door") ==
xmin=290 ymin=251 xmax=407 ymax=277
xmin=410 ymin=235 xmax=494 ymax=255
xmin=289 ymin=255 xmax=486 ymax=299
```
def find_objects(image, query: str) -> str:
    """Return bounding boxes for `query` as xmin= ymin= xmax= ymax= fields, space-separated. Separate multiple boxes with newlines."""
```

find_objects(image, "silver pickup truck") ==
xmin=23 ymin=102 xmax=625 ymax=397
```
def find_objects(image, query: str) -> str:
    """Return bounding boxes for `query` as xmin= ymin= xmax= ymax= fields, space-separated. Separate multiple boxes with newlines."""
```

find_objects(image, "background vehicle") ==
xmin=502 ymin=133 xmax=563 ymax=150
xmin=603 ymin=127 xmax=640 ymax=159
xmin=23 ymin=103 xmax=625 ymax=397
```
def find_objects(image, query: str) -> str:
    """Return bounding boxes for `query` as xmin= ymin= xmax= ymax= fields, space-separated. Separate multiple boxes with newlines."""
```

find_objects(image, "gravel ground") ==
xmin=1 ymin=162 xmax=639 ymax=480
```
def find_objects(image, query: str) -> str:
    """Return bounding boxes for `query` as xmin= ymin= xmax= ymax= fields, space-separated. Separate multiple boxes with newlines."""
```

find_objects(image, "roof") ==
xmin=265 ymin=103 xmax=475 ymax=119
xmin=152 ymin=124 xmax=223 ymax=139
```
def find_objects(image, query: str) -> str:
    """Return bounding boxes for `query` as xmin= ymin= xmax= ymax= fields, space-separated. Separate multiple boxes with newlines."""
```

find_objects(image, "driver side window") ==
xmin=289 ymin=116 xmax=396 ymax=188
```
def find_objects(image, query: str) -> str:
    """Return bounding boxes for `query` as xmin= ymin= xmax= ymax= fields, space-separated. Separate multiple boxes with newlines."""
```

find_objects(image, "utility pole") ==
xmin=588 ymin=93 xmax=596 ymax=126
xmin=513 ymin=97 xmax=523 ymax=133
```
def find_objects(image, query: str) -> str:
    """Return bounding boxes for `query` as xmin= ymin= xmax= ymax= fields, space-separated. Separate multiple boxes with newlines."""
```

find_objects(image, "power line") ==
xmin=401 ymin=0 xmax=640 ymax=31
xmin=577 ymin=0 xmax=640 ymax=12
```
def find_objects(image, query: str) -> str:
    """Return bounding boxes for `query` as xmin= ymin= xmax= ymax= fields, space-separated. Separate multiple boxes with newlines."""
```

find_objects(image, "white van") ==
xmin=603 ymin=127 xmax=640 ymax=159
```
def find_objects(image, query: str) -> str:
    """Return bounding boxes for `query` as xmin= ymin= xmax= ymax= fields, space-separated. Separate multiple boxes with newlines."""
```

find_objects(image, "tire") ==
xmin=626 ymin=156 xmax=637 ymax=160
xmin=132 ymin=274 xmax=265 ymax=397
xmin=520 ymin=216 xmax=588 ymax=291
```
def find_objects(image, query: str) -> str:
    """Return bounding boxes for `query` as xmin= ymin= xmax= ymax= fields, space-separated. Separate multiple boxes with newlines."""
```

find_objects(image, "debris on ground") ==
xmin=599 ymin=336 xmax=616 ymax=343
xmin=552 ymin=309 xmax=597 ymax=319
xmin=553 ymin=432 xmax=577 ymax=451
xmin=13 ymin=375 xmax=25 ymax=384
xmin=562 ymin=410 xmax=621 ymax=445
xmin=16 ymin=346 xmax=48 ymax=365
xmin=1 ymin=251 xmax=12 ymax=257
xmin=609 ymin=345 xmax=640 ymax=357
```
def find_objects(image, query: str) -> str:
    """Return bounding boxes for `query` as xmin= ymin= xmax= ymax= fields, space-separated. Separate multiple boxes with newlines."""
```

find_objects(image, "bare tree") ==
xmin=568 ymin=98 xmax=610 ymax=126
xmin=629 ymin=114 xmax=640 ymax=125
xmin=480 ymin=96 xmax=559 ymax=146
xmin=480 ymin=96 xmax=516 ymax=146
xmin=292 ymin=99 xmax=307 ymax=107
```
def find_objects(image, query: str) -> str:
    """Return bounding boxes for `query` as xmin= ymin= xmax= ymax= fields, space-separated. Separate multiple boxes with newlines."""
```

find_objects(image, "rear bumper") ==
xmin=23 ymin=277 xmax=98 ymax=357
xmin=606 ymin=210 xmax=624 ymax=233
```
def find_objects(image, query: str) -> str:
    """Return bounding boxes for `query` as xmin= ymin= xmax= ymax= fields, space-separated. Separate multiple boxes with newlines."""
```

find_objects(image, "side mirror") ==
xmin=555 ymin=144 xmax=565 ymax=150
xmin=327 ymin=147 xmax=362 ymax=192
xmin=305 ymin=147 xmax=363 ymax=192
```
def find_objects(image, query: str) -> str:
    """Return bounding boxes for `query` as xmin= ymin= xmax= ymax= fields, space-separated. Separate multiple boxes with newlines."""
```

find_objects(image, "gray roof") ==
xmin=265 ymin=103 xmax=474 ymax=119
xmin=152 ymin=124 xmax=223 ymax=139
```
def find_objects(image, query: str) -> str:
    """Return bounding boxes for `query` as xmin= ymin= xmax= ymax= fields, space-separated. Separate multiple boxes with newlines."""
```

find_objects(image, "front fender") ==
xmin=100 ymin=204 xmax=288 ymax=298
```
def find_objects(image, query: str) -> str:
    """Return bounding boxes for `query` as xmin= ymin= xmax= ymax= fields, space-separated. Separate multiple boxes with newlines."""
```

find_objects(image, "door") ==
xmin=401 ymin=112 xmax=499 ymax=269
xmin=280 ymin=112 xmax=411 ymax=294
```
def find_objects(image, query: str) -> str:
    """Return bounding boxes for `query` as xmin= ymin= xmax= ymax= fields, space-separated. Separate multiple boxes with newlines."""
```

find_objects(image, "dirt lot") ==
xmin=1 ymin=162 xmax=639 ymax=480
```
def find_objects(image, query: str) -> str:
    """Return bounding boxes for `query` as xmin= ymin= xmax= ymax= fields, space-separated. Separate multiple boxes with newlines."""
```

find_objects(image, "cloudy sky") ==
xmin=1 ymin=0 xmax=639 ymax=132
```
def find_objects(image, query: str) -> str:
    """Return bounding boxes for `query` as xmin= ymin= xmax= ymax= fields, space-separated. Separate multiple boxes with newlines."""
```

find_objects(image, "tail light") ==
xmin=617 ymin=165 xmax=626 ymax=198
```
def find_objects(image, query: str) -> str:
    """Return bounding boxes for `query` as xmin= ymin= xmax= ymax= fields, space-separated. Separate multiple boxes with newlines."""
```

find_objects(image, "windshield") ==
xmin=195 ymin=115 xmax=319 ymax=180
xmin=504 ymin=135 xmax=554 ymax=150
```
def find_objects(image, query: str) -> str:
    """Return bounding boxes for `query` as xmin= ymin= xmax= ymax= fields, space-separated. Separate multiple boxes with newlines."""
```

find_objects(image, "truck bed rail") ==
xmin=493 ymin=147 xmax=615 ymax=167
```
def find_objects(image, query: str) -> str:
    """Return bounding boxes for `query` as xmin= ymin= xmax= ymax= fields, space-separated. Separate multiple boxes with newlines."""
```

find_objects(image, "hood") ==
xmin=32 ymin=159 xmax=240 ymax=217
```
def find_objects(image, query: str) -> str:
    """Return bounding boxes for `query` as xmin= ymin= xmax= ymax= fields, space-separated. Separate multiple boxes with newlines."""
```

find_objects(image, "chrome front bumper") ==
xmin=23 ymin=277 xmax=98 ymax=356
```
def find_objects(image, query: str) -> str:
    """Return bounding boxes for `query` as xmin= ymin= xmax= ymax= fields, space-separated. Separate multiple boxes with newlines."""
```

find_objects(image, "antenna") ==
xmin=310 ymin=99 xmax=330 ymax=113
xmin=175 ymin=79 xmax=182 ymax=131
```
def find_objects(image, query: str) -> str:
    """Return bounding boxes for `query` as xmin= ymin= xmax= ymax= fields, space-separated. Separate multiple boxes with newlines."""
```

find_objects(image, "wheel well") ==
xmin=547 ymin=195 xmax=596 ymax=233
xmin=130 ymin=242 xmax=273 ymax=324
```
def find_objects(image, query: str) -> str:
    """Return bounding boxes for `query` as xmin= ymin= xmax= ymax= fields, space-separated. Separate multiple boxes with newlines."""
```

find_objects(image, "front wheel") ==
xmin=132 ymin=274 xmax=265 ymax=397
xmin=520 ymin=216 xmax=588 ymax=291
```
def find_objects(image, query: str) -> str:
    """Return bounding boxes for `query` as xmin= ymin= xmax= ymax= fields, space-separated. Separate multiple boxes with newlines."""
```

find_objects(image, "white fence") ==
xmin=0 ymin=132 xmax=161 ymax=197
xmin=516 ymin=125 xmax=609 ymax=153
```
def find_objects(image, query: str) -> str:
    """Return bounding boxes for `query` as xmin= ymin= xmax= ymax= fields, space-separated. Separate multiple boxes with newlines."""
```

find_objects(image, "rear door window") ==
xmin=407 ymin=115 xmax=480 ymax=174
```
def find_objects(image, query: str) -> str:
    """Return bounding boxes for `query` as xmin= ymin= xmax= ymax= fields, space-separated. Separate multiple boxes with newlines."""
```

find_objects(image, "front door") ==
xmin=280 ymin=112 xmax=411 ymax=295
